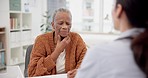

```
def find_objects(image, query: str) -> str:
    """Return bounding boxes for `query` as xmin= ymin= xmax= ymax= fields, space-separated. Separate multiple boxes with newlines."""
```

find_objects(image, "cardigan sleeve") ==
xmin=28 ymin=36 xmax=56 ymax=77
xmin=75 ymin=34 xmax=87 ymax=69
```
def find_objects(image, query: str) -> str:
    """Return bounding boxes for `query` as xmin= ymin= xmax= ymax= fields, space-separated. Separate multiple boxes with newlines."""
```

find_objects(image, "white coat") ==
xmin=75 ymin=28 xmax=146 ymax=78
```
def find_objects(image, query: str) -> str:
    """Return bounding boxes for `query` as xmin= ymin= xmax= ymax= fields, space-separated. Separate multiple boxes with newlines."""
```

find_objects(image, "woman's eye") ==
xmin=58 ymin=22 xmax=63 ymax=25
xmin=66 ymin=22 xmax=71 ymax=25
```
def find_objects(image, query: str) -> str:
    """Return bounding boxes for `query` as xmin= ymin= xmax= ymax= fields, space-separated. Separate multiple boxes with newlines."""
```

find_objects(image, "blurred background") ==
xmin=0 ymin=0 xmax=119 ymax=76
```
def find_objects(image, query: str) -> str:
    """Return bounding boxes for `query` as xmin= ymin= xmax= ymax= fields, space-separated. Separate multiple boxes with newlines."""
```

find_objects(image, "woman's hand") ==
xmin=67 ymin=69 xmax=77 ymax=78
xmin=55 ymin=35 xmax=71 ymax=53
xmin=51 ymin=35 xmax=71 ymax=62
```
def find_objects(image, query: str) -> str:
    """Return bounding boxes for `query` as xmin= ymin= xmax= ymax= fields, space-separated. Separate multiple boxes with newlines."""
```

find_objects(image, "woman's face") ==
xmin=53 ymin=12 xmax=72 ymax=37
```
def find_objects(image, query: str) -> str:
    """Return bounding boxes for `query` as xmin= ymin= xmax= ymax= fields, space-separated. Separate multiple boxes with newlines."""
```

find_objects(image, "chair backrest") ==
xmin=24 ymin=44 xmax=33 ymax=77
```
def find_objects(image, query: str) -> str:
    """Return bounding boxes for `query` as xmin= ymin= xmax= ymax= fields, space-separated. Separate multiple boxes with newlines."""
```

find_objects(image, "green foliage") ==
xmin=40 ymin=10 xmax=52 ymax=33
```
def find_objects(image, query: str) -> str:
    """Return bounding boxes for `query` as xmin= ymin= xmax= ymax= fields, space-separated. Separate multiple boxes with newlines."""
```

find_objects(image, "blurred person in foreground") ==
xmin=75 ymin=0 xmax=148 ymax=78
xmin=28 ymin=8 xmax=87 ymax=78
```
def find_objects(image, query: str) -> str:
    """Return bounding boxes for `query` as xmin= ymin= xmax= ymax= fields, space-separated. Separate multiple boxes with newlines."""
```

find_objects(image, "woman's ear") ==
xmin=116 ymin=4 xmax=123 ymax=18
xmin=51 ymin=22 xmax=55 ymax=29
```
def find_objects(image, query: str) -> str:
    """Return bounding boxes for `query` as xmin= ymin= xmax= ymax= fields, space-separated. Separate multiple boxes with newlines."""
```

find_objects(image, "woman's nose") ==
xmin=62 ymin=24 xmax=68 ymax=29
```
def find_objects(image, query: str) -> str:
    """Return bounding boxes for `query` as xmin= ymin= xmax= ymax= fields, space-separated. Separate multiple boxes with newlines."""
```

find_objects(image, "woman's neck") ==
xmin=119 ymin=19 xmax=133 ymax=32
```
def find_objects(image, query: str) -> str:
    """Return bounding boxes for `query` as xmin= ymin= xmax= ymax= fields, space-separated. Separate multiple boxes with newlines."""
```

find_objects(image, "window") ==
xmin=83 ymin=0 xmax=94 ymax=17
xmin=65 ymin=0 xmax=118 ymax=34
xmin=82 ymin=0 xmax=94 ymax=31
xmin=103 ymin=0 xmax=118 ymax=33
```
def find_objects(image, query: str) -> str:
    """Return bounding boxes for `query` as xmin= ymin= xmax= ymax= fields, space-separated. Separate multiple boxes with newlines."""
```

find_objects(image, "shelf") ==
xmin=10 ymin=29 xmax=21 ymax=32
xmin=10 ymin=58 xmax=24 ymax=65
xmin=22 ymin=13 xmax=32 ymax=30
xmin=21 ymin=41 xmax=32 ymax=46
xmin=10 ymin=11 xmax=21 ymax=13
xmin=0 ymin=65 xmax=6 ymax=70
xmin=10 ymin=60 xmax=24 ymax=65
xmin=10 ymin=47 xmax=23 ymax=65
xmin=0 ymin=27 xmax=6 ymax=68
xmin=22 ymin=12 xmax=32 ymax=14
xmin=10 ymin=43 xmax=21 ymax=48
xmin=0 ymin=27 xmax=5 ymax=34
xmin=0 ymin=32 xmax=5 ymax=34
xmin=5 ymin=0 xmax=33 ymax=65
xmin=0 ymin=49 xmax=5 ymax=52
xmin=22 ymin=28 xmax=31 ymax=31
xmin=0 ymin=27 xmax=5 ymax=28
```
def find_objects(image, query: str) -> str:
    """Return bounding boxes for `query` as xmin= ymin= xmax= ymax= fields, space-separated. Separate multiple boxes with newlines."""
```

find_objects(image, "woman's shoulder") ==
xmin=88 ymin=40 xmax=131 ymax=58
xmin=69 ymin=32 xmax=85 ymax=44
xmin=70 ymin=32 xmax=82 ymax=39
xmin=35 ymin=32 xmax=53 ymax=41
xmin=70 ymin=32 xmax=80 ymax=36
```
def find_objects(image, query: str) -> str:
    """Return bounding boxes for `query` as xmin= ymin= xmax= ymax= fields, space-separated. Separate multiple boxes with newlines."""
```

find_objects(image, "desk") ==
xmin=0 ymin=66 xmax=24 ymax=78
xmin=29 ymin=74 xmax=67 ymax=78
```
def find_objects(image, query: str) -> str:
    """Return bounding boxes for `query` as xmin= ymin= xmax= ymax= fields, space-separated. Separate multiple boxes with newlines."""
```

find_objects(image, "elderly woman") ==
xmin=28 ymin=8 xmax=87 ymax=78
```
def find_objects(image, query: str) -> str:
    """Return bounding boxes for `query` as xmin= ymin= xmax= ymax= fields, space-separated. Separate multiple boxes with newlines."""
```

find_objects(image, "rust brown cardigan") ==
xmin=28 ymin=32 xmax=87 ymax=77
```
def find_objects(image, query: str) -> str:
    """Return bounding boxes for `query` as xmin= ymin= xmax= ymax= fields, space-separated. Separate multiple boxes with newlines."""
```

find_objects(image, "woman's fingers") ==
xmin=57 ymin=35 xmax=61 ymax=43
xmin=62 ymin=36 xmax=71 ymax=44
xmin=67 ymin=69 xmax=77 ymax=78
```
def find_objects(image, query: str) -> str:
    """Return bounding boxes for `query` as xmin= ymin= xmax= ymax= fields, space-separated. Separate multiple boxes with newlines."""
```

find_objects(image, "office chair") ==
xmin=24 ymin=44 xmax=33 ymax=77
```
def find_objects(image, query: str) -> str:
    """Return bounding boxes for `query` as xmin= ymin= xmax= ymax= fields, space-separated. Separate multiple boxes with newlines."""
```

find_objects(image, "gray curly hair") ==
xmin=52 ymin=8 xmax=72 ymax=22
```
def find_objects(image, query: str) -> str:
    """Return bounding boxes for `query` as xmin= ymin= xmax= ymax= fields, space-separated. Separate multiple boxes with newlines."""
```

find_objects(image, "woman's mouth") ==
xmin=60 ymin=31 xmax=69 ymax=37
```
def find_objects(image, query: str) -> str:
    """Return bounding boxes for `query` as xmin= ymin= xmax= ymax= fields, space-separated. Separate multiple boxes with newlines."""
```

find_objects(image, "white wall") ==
xmin=68 ymin=0 xmax=83 ymax=31
xmin=0 ymin=0 xmax=9 ymax=27
xmin=31 ymin=0 xmax=47 ymax=41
